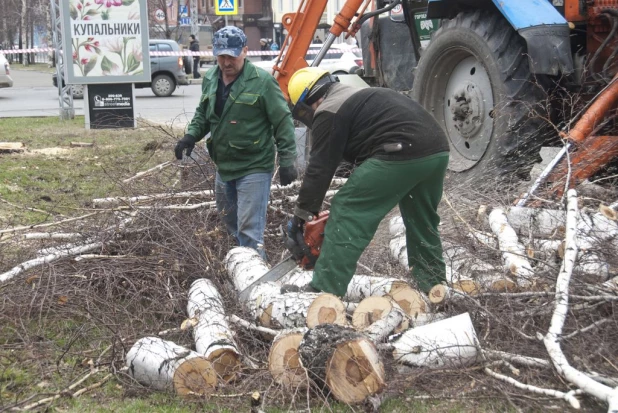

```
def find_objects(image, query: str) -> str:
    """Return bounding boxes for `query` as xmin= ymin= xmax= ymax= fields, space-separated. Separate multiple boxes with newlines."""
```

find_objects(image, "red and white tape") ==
xmin=4 ymin=48 xmax=361 ymax=57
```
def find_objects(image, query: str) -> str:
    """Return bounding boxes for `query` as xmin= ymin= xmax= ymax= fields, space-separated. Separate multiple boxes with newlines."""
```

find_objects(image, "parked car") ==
xmin=254 ymin=43 xmax=363 ymax=75
xmin=0 ymin=53 xmax=14 ymax=88
xmin=52 ymin=39 xmax=189 ymax=99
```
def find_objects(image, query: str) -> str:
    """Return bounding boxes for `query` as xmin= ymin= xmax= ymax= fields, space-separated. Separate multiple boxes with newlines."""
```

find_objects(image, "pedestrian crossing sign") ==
xmin=215 ymin=0 xmax=237 ymax=15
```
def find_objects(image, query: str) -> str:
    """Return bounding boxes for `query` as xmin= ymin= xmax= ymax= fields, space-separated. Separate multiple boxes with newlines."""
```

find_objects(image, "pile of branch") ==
xmin=124 ymin=245 xmax=478 ymax=404
xmin=2 ymin=159 xmax=617 ymax=411
xmin=388 ymin=190 xmax=618 ymax=411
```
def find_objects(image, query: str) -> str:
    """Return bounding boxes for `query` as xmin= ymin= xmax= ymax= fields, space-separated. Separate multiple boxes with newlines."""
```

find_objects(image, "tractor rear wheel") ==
xmin=412 ymin=10 xmax=549 ymax=189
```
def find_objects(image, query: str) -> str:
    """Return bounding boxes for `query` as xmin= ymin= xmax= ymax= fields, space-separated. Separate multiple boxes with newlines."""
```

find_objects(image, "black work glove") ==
xmin=278 ymin=165 xmax=298 ymax=186
xmin=285 ymin=216 xmax=306 ymax=261
xmin=174 ymin=134 xmax=197 ymax=160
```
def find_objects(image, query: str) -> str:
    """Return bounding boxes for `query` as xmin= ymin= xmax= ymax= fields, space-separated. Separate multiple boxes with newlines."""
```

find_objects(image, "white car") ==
xmin=0 ymin=53 xmax=14 ymax=88
xmin=255 ymin=43 xmax=363 ymax=75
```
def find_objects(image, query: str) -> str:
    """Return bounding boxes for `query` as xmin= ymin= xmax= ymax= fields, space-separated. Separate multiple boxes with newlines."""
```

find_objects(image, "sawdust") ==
xmin=27 ymin=147 xmax=74 ymax=156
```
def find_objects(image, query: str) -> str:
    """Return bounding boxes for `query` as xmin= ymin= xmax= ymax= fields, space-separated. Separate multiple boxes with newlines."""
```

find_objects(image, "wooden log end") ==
xmin=258 ymin=303 xmax=274 ymax=328
xmin=172 ymin=357 xmax=217 ymax=397
xmin=352 ymin=296 xmax=409 ymax=332
xmin=387 ymin=284 xmax=426 ymax=317
xmin=452 ymin=280 xmax=481 ymax=296
xmin=208 ymin=348 xmax=242 ymax=384
xmin=428 ymin=284 xmax=448 ymax=305
xmin=599 ymin=204 xmax=617 ymax=221
xmin=306 ymin=293 xmax=347 ymax=328
xmin=487 ymin=277 xmax=518 ymax=292
xmin=325 ymin=338 xmax=385 ymax=404
xmin=268 ymin=332 xmax=308 ymax=388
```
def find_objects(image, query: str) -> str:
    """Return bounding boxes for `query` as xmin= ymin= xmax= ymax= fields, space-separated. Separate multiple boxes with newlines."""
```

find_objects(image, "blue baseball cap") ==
xmin=213 ymin=26 xmax=247 ymax=57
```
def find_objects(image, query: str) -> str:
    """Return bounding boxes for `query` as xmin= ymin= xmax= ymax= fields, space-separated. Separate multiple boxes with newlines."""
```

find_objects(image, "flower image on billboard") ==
xmin=61 ymin=0 xmax=151 ymax=84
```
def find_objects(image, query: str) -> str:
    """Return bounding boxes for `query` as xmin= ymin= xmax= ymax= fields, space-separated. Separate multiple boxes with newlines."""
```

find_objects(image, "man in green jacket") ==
xmin=175 ymin=27 xmax=297 ymax=260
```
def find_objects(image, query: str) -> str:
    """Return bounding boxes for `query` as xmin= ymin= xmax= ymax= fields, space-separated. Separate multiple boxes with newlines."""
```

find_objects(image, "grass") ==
xmin=0 ymin=116 xmax=176 ymax=225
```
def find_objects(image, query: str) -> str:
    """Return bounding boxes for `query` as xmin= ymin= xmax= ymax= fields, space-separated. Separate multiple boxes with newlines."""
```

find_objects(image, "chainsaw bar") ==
xmin=238 ymin=254 xmax=297 ymax=301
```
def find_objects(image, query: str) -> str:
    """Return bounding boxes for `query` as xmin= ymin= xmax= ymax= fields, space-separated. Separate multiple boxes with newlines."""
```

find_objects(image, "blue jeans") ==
xmin=215 ymin=172 xmax=272 ymax=260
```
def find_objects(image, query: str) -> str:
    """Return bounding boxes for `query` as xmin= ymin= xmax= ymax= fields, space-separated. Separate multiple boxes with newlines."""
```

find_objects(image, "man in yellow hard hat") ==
xmin=282 ymin=67 xmax=450 ymax=296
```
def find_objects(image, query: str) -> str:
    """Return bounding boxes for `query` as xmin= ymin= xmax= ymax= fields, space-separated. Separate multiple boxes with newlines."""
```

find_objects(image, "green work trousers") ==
xmin=310 ymin=152 xmax=449 ymax=296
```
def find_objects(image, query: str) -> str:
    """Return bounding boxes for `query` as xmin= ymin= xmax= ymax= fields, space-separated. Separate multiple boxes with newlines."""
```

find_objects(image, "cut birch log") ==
xmin=599 ymin=204 xmax=617 ymax=221
xmin=603 ymin=276 xmax=618 ymax=292
xmin=429 ymin=274 xmax=517 ymax=306
xmin=388 ymin=216 xmax=406 ymax=237
xmin=280 ymin=270 xmax=428 ymax=318
xmin=390 ymin=312 xmax=479 ymax=368
xmin=306 ymin=293 xmax=348 ymax=328
xmin=542 ymin=189 xmax=618 ymax=411
xmin=429 ymin=284 xmax=475 ymax=305
xmin=299 ymin=324 xmax=385 ymax=404
xmin=125 ymin=337 xmax=217 ymax=396
xmin=225 ymin=248 xmax=323 ymax=329
xmin=352 ymin=296 xmax=408 ymax=341
xmin=268 ymin=328 xmax=308 ymax=388
xmin=248 ymin=282 xmax=321 ymax=329
xmin=224 ymin=247 xmax=271 ymax=296
xmin=526 ymin=239 xmax=563 ymax=261
xmin=488 ymin=208 xmax=534 ymax=287
xmin=187 ymin=279 xmax=242 ymax=383
xmin=389 ymin=235 xmax=408 ymax=269
xmin=345 ymin=276 xmax=428 ymax=318
xmin=499 ymin=207 xmax=566 ymax=239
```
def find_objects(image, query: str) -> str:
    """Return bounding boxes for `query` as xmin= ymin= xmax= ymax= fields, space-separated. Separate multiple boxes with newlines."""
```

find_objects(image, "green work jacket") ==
xmin=186 ymin=59 xmax=297 ymax=182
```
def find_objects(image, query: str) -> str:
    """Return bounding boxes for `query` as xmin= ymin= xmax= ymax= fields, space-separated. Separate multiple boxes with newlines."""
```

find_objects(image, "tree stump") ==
xmin=125 ymin=337 xmax=217 ymax=396
xmin=299 ymin=324 xmax=385 ymax=404
xmin=268 ymin=328 xmax=308 ymax=388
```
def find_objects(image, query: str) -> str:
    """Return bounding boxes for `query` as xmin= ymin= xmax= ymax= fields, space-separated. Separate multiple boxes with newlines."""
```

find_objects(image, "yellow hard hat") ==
xmin=288 ymin=67 xmax=330 ymax=105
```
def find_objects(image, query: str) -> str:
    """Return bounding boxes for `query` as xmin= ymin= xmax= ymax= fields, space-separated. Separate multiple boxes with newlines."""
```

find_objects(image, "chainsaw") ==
xmin=238 ymin=211 xmax=329 ymax=300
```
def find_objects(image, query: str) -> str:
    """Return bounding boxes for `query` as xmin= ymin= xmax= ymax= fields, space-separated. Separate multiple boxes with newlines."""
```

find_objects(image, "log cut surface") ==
xmin=268 ymin=328 xmax=308 ymax=389
xmin=306 ymin=293 xmax=347 ymax=328
xmin=299 ymin=324 xmax=385 ymax=404
xmin=125 ymin=337 xmax=217 ymax=396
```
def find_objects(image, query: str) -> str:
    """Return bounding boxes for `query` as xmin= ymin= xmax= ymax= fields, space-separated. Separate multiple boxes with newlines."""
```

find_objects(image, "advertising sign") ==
xmin=60 ymin=0 xmax=151 ymax=85
xmin=413 ymin=12 xmax=439 ymax=48
xmin=85 ymin=83 xmax=136 ymax=129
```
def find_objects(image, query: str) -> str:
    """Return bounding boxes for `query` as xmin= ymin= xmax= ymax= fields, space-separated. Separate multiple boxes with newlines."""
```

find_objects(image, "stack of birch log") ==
xmin=124 ymin=190 xmax=618 ymax=410
xmin=125 ymin=245 xmax=475 ymax=404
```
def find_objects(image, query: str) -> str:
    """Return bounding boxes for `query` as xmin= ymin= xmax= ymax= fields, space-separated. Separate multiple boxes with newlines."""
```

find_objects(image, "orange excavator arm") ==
xmin=271 ymin=0 xmax=390 ymax=100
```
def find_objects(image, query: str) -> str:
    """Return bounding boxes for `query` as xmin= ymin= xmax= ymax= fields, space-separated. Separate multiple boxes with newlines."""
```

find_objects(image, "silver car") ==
xmin=0 ymin=53 xmax=14 ymax=88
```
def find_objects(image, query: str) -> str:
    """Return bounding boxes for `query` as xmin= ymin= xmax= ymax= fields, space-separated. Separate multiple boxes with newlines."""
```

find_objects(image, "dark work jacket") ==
xmin=296 ymin=83 xmax=449 ymax=216
xmin=189 ymin=39 xmax=200 ymax=52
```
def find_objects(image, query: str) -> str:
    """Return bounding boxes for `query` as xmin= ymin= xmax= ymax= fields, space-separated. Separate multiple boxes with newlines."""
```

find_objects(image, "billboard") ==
xmin=61 ymin=0 xmax=151 ymax=85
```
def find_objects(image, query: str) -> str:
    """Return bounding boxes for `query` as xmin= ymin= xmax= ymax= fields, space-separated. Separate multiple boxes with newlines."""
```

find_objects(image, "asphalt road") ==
xmin=0 ymin=69 xmax=207 ymax=127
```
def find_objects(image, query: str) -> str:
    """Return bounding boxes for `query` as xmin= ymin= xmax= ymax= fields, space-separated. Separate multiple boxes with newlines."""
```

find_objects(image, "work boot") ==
xmin=280 ymin=283 xmax=320 ymax=294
